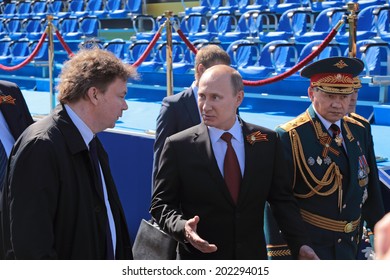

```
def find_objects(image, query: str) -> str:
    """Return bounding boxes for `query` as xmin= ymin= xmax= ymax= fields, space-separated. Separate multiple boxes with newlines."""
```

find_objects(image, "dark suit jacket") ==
xmin=2 ymin=104 xmax=132 ymax=259
xmin=152 ymin=87 xmax=200 ymax=187
xmin=0 ymin=80 xmax=33 ymax=259
xmin=0 ymin=80 xmax=34 ymax=142
xmin=150 ymin=119 xmax=310 ymax=259
xmin=276 ymin=105 xmax=385 ymax=259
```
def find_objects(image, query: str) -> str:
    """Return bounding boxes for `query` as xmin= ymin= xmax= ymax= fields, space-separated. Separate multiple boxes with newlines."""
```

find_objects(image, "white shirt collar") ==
xmin=208 ymin=116 xmax=243 ymax=144
xmin=313 ymin=106 xmax=342 ymax=131
xmin=64 ymin=104 xmax=94 ymax=147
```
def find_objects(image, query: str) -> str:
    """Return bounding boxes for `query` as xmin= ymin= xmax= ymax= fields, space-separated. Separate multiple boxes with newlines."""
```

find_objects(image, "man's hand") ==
xmin=184 ymin=215 xmax=218 ymax=253
xmin=298 ymin=245 xmax=320 ymax=260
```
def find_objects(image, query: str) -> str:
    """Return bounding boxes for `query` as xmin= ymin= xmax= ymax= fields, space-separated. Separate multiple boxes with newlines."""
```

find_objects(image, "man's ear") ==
xmin=87 ymin=87 xmax=99 ymax=104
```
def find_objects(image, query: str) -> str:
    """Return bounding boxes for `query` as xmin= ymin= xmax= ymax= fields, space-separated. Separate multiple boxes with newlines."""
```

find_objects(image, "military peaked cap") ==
xmin=301 ymin=57 xmax=364 ymax=95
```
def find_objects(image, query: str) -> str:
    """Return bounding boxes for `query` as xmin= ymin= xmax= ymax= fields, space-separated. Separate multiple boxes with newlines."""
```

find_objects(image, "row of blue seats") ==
xmin=182 ymin=0 xmax=388 ymax=16
xmin=0 ymin=15 xmax=100 ymax=41
xmin=132 ymin=4 xmax=390 ymax=48
xmin=0 ymin=0 xmax=142 ymax=20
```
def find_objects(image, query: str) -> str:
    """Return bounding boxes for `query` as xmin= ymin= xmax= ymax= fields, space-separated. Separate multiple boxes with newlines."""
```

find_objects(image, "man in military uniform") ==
xmin=275 ymin=57 xmax=385 ymax=259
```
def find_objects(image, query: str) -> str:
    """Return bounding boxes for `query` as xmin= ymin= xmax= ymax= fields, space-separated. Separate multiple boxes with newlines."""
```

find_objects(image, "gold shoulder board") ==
xmin=350 ymin=112 xmax=369 ymax=125
xmin=279 ymin=112 xmax=310 ymax=131
xmin=344 ymin=115 xmax=365 ymax=128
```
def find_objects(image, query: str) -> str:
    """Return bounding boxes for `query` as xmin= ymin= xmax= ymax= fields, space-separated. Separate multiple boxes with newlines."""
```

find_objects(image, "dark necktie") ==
xmin=89 ymin=137 xmax=115 ymax=260
xmin=329 ymin=124 xmax=347 ymax=157
xmin=0 ymin=139 xmax=7 ymax=188
xmin=221 ymin=132 xmax=241 ymax=204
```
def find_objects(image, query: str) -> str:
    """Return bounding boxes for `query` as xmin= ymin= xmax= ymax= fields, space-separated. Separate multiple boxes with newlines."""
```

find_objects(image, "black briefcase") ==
xmin=132 ymin=219 xmax=177 ymax=260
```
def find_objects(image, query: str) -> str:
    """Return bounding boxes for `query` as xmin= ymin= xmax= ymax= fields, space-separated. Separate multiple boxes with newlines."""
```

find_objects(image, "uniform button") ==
xmin=338 ymin=239 xmax=342 ymax=243
xmin=351 ymin=236 xmax=354 ymax=242
xmin=342 ymin=204 xmax=346 ymax=209
xmin=360 ymin=204 xmax=362 ymax=208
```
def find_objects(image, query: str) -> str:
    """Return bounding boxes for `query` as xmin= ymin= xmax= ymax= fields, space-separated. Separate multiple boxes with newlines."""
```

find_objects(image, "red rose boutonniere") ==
xmin=246 ymin=131 xmax=268 ymax=145
xmin=0 ymin=95 xmax=16 ymax=105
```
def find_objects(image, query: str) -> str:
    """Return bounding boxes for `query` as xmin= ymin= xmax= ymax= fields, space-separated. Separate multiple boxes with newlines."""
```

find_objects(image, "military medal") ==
xmin=0 ymin=94 xmax=16 ymax=105
xmin=358 ymin=155 xmax=369 ymax=187
xmin=334 ymin=135 xmax=343 ymax=147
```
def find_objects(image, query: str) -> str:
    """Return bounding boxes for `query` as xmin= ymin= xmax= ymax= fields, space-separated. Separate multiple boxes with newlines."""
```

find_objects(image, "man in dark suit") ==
xmin=1 ymin=48 xmax=136 ymax=259
xmin=276 ymin=57 xmax=385 ymax=259
xmin=0 ymin=80 xmax=34 ymax=259
xmin=152 ymin=44 xmax=231 ymax=187
xmin=150 ymin=65 xmax=318 ymax=260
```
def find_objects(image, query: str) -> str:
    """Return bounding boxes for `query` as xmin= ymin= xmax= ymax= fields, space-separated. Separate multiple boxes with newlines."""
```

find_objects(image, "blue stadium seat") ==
xmin=80 ymin=0 xmax=106 ymax=18
xmin=25 ymin=17 xmax=45 ymax=40
xmin=174 ymin=13 xmax=208 ymax=42
xmin=1 ymin=2 xmax=18 ymax=19
xmin=58 ymin=17 xmax=82 ymax=40
xmin=0 ymin=20 xmax=7 ymax=39
xmin=48 ymin=0 xmax=65 ymax=15
xmin=56 ymin=0 xmax=88 ymax=18
xmin=353 ymin=39 xmax=390 ymax=76
xmin=183 ymin=0 xmax=222 ymax=16
xmin=188 ymin=11 xmax=235 ymax=43
xmin=80 ymin=16 xmax=100 ymax=38
xmin=234 ymin=40 xmax=286 ymax=80
xmin=352 ymin=0 xmax=386 ymax=10
xmin=0 ymin=38 xmax=13 ymax=65
xmin=268 ymin=0 xmax=310 ymax=15
xmin=104 ymin=38 xmax=127 ymax=60
xmin=17 ymin=1 xmax=33 ymax=19
xmin=309 ymin=0 xmax=345 ymax=13
xmin=156 ymin=41 xmax=190 ymax=74
xmin=217 ymin=10 xmax=264 ymax=44
xmin=31 ymin=0 xmax=49 ymax=19
xmin=335 ymin=5 xmax=380 ymax=45
xmin=260 ymin=8 xmax=314 ymax=43
xmin=105 ymin=0 xmax=127 ymax=18
xmin=132 ymin=14 xmax=157 ymax=42
xmin=4 ymin=18 xmax=26 ymax=40
xmin=128 ymin=40 xmax=162 ymax=73
xmin=10 ymin=38 xmax=31 ymax=65
xmin=374 ymin=5 xmax=390 ymax=44
xmin=216 ymin=0 xmax=240 ymax=14
xmin=297 ymin=40 xmax=342 ymax=66
xmin=238 ymin=0 xmax=268 ymax=14
xmin=127 ymin=0 xmax=143 ymax=14
xmin=295 ymin=7 xmax=347 ymax=44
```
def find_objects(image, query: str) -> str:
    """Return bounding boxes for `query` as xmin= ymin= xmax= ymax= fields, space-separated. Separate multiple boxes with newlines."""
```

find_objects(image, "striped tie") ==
xmin=0 ymin=139 xmax=7 ymax=188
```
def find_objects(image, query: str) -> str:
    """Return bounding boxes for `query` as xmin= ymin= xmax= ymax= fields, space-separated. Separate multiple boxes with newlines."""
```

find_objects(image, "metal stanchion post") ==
xmin=347 ymin=2 xmax=359 ymax=58
xmin=165 ymin=11 xmax=173 ymax=96
xmin=47 ymin=15 xmax=56 ymax=110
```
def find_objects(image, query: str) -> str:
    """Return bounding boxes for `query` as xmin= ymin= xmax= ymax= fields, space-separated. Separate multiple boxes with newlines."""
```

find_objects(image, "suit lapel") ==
xmin=236 ymin=121 xmax=255 ymax=206
xmin=194 ymin=123 xmax=236 ymax=206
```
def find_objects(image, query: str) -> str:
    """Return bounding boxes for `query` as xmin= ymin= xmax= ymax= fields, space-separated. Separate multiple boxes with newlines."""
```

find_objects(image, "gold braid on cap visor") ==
xmin=311 ymin=75 xmax=355 ymax=94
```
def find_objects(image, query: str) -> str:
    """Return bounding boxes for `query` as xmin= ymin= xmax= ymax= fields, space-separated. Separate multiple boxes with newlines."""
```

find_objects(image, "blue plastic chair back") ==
xmin=104 ymin=39 xmax=126 ymax=60
xmin=127 ymin=0 xmax=142 ymax=13
xmin=80 ymin=16 xmax=100 ymax=37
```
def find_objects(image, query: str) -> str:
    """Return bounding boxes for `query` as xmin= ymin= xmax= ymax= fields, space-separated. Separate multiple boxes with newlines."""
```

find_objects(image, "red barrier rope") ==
xmin=0 ymin=32 xmax=47 ymax=71
xmin=176 ymin=29 xmax=198 ymax=55
xmin=55 ymin=29 xmax=74 ymax=57
xmin=132 ymin=31 xmax=162 ymax=67
xmin=243 ymin=28 xmax=339 ymax=86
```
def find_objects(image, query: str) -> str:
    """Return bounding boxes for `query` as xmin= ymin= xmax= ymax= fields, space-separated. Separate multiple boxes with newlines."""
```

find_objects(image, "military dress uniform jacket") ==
xmin=276 ymin=105 xmax=385 ymax=259
xmin=2 ymin=105 xmax=132 ymax=259
xmin=151 ymin=119 xmax=311 ymax=260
